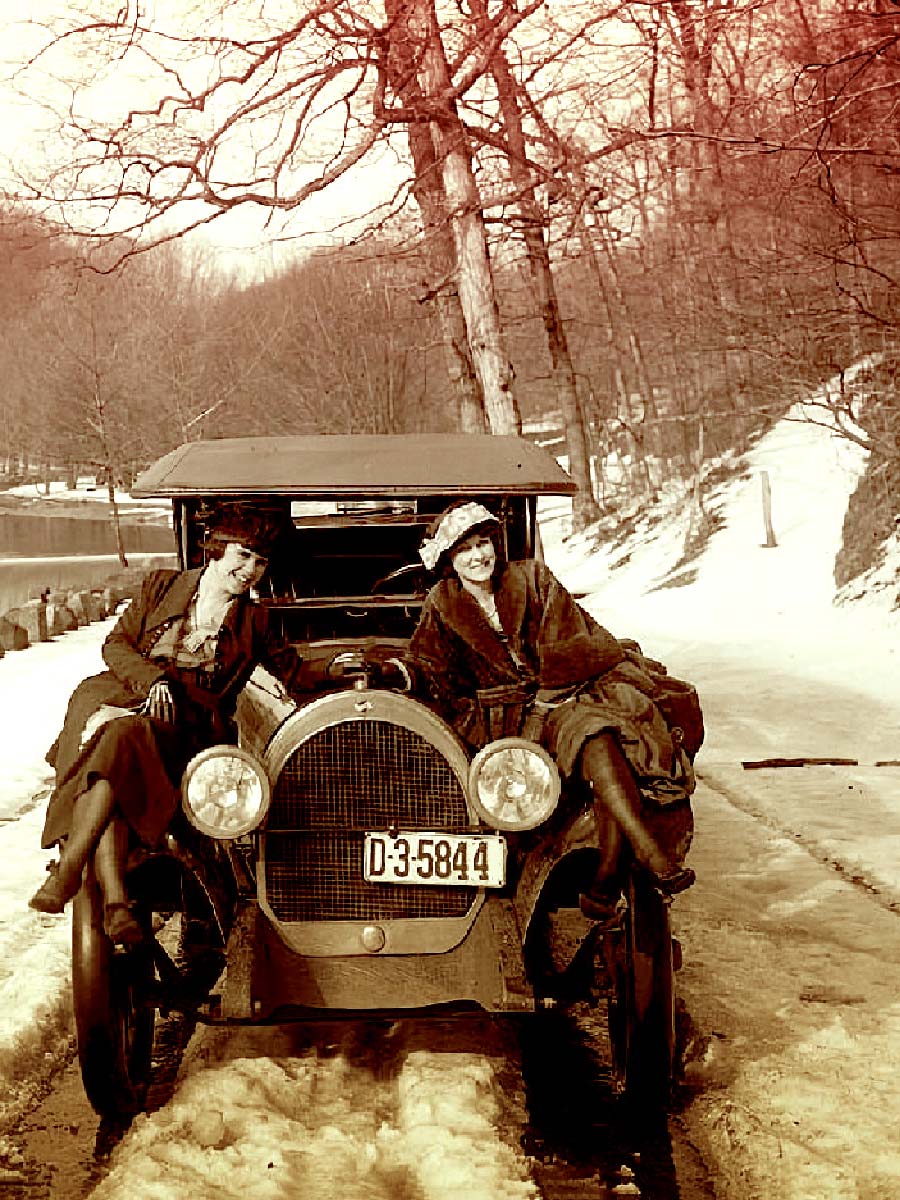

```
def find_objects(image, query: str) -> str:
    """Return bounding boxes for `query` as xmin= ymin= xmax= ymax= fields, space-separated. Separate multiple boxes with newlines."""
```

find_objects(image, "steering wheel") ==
xmin=370 ymin=562 xmax=428 ymax=597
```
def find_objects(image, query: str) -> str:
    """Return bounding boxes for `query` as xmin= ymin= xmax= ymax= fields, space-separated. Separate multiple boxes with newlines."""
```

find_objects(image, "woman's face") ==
xmin=213 ymin=542 xmax=269 ymax=595
xmin=450 ymin=531 xmax=496 ymax=587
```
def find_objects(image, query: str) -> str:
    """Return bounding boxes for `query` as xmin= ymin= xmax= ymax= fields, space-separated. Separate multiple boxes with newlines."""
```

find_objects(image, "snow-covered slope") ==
xmin=541 ymin=390 xmax=899 ymax=722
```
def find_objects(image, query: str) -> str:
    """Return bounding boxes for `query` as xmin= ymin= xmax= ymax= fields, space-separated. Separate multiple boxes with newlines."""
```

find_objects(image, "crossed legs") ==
xmin=579 ymin=733 xmax=694 ymax=920
xmin=29 ymin=779 xmax=141 ymax=944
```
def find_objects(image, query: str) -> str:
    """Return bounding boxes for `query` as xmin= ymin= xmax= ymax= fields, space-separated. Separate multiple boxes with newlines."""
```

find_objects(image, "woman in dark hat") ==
xmin=410 ymin=501 xmax=701 ymax=924
xmin=29 ymin=505 xmax=300 ymax=945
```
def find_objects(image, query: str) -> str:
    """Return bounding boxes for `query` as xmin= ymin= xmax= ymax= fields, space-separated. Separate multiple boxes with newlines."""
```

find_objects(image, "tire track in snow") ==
xmin=88 ymin=1018 xmax=538 ymax=1200
xmin=698 ymin=767 xmax=900 ymax=918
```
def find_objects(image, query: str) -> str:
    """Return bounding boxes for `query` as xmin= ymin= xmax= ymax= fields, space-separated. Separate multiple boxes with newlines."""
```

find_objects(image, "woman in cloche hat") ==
xmin=410 ymin=501 xmax=701 ymax=925
xmin=29 ymin=504 xmax=300 ymax=945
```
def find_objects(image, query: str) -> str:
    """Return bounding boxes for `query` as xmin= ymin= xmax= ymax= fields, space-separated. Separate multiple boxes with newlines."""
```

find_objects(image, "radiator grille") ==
xmin=264 ymin=720 xmax=475 ymax=921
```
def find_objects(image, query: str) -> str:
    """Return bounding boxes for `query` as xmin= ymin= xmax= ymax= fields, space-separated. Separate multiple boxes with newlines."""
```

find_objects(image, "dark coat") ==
xmin=42 ymin=567 xmax=301 ymax=848
xmin=408 ymin=560 xmax=698 ymax=810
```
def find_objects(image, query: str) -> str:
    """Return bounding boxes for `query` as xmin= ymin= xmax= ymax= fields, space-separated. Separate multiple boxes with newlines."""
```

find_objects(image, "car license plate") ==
xmin=363 ymin=831 xmax=506 ymax=888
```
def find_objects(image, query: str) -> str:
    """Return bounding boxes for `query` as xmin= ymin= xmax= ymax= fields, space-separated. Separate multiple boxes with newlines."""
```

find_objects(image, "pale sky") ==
xmin=0 ymin=3 xmax=408 ymax=276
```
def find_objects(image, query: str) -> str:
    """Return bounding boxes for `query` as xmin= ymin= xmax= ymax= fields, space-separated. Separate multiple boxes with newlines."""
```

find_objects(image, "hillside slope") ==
xmin=541 ymin=385 xmax=900 ymax=714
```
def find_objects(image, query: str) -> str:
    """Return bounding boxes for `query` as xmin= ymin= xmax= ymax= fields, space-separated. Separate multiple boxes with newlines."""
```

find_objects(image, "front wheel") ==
xmin=604 ymin=870 xmax=675 ymax=1103
xmin=71 ymin=870 xmax=156 ymax=1118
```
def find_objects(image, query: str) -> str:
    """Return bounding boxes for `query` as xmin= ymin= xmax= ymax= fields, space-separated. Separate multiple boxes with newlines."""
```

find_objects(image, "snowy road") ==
xmin=674 ymin=775 xmax=900 ymax=1200
xmin=2 ymin=620 xmax=900 ymax=1200
xmin=1 ymin=400 xmax=899 ymax=1198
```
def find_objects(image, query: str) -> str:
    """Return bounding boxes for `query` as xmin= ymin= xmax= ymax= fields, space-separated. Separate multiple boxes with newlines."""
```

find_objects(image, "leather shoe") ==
xmin=29 ymin=862 xmax=80 ymax=914
xmin=103 ymin=903 xmax=143 ymax=947
xmin=579 ymin=887 xmax=626 ymax=929
xmin=656 ymin=866 xmax=696 ymax=896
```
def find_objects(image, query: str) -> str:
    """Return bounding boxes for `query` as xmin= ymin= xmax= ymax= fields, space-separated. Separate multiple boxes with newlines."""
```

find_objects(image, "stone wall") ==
xmin=0 ymin=565 xmax=162 ymax=657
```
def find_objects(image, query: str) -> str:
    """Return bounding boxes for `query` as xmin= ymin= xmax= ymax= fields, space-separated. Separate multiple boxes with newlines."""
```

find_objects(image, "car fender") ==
xmin=512 ymin=802 xmax=601 ymax=937
xmin=125 ymin=829 xmax=237 ymax=949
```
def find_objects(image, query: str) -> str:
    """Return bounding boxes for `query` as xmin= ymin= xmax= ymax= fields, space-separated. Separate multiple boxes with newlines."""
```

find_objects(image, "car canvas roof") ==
xmin=131 ymin=434 xmax=576 ymax=497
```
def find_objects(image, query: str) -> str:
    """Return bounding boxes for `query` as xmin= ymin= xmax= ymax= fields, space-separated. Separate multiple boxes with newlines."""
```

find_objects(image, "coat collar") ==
xmin=432 ymin=563 xmax=530 ymax=679
xmin=142 ymin=567 xmax=252 ymax=637
xmin=143 ymin=568 xmax=203 ymax=633
xmin=494 ymin=562 xmax=529 ymax=642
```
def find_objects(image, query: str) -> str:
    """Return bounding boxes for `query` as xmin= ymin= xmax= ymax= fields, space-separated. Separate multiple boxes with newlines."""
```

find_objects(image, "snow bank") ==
xmin=542 ymin=393 xmax=900 ymax=721
xmin=92 ymin=1045 xmax=535 ymax=1200
xmin=3 ymin=481 xmax=169 ymax=518
xmin=0 ymin=622 xmax=110 ymax=1118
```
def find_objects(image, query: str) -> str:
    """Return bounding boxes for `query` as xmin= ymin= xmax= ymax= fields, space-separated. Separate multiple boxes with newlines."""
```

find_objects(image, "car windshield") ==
xmin=176 ymin=492 xmax=531 ymax=644
xmin=135 ymin=436 xmax=569 ymax=644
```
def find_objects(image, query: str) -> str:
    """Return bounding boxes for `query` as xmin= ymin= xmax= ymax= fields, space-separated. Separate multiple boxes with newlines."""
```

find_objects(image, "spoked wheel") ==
xmin=603 ymin=870 xmax=675 ymax=1104
xmin=71 ymin=869 xmax=156 ymax=1118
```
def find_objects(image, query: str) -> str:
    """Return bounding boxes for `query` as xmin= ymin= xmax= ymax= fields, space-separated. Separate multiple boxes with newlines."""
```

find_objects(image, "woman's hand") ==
xmin=144 ymin=679 xmax=176 ymax=724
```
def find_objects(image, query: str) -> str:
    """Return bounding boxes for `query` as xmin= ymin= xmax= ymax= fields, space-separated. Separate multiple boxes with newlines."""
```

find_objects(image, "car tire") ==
xmin=71 ymin=869 xmax=156 ymax=1118
xmin=604 ymin=870 xmax=675 ymax=1103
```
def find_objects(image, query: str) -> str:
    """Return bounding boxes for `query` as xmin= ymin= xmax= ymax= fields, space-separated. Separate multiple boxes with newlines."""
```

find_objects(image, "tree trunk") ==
xmin=581 ymin=190 xmax=665 ymax=477
xmin=575 ymin=209 xmax=652 ymax=497
xmin=383 ymin=0 xmax=485 ymax=433
xmin=403 ymin=0 xmax=520 ymax=434
xmin=668 ymin=0 xmax=754 ymax=449
xmin=88 ymin=313 xmax=128 ymax=569
xmin=471 ymin=0 xmax=598 ymax=527
xmin=105 ymin=471 xmax=128 ymax=567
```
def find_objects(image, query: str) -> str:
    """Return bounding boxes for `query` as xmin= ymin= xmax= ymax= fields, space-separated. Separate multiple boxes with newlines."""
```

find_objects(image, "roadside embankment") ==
xmin=0 ymin=557 xmax=175 ymax=657
xmin=0 ymin=552 xmax=177 ymax=614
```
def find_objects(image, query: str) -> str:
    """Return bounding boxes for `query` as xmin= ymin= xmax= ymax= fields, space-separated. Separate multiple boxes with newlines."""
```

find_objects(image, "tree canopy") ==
xmin=1 ymin=0 xmax=897 ymax=531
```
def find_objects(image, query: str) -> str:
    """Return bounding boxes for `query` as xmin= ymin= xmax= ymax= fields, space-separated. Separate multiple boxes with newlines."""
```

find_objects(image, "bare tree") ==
xmin=26 ymin=267 xmax=142 ymax=564
xmin=12 ymin=0 xmax=899 ymax=491
xmin=465 ymin=0 xmax=598 ymax=526
xmin=378 ymin=0 xmax=521 ymax=432
xmin=382 ymin=0 xmax=485 ymax=432
xmin=18 ymin=1 xmax=523 ymax=434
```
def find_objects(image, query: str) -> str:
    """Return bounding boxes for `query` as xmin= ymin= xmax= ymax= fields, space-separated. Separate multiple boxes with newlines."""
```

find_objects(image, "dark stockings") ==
xmin=93 ymin=812 xmax=131 ymax=908
xmin=580 ymin=733 xmax=670 ymax=902
xmin=30 ymin=778 xmax=131 ymax=918
xmin=57 ymin=778 xmax=117 ymax=898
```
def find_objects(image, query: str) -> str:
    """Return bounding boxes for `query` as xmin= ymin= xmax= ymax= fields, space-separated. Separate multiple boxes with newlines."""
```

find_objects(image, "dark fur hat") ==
xmin=202 ymin=503 xmax=289 ymax=558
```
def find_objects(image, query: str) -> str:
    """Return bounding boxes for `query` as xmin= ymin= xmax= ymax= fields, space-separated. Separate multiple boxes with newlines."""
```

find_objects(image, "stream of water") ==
xmin=0 ymin=510 xmax=176 ymax=610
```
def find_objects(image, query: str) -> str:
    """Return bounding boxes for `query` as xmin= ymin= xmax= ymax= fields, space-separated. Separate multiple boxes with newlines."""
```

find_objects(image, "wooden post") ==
xmin=683 ymin=418 xmax=707 ymax=554
xmin=761 ymin=470 xmax=777 ymax=547
xmin=692 ymin=419 xmax=706 ymax=517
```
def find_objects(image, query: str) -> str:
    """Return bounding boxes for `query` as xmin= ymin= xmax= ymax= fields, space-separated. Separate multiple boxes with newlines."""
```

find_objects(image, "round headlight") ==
xmin=468 ymin=738 xmax=561 ymax=831
xmin=182 ymin=746 xmax=270 ymax=839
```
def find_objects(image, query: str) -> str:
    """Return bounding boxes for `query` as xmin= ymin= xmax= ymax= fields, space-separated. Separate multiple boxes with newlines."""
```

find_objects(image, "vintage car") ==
xmin=72 ymin=434 xmax=683 ymax=1117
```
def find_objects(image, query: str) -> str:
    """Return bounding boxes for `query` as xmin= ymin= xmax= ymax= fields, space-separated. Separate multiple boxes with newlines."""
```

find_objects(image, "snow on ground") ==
xmin=0 ymin=391 xmax=898 ymax=1195
xmin=3 ymin=480 xmax=169 ymax=519
xmin=89 ymin=1039 xmax=535 ymax=1200
xmin=0 ymin=624 xmax=112 ymax=1118
xmin=540 ymin=386 xmax=900 ymax=900
xmin=543 ymin=387 xmax=900 ymax=737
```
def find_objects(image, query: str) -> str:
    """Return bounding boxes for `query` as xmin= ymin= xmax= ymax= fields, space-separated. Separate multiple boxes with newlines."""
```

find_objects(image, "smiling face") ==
xmin=450 ymin=530 xmax=497 ymax=590
xmin=212 ymin=541 xmax=269 ymax=595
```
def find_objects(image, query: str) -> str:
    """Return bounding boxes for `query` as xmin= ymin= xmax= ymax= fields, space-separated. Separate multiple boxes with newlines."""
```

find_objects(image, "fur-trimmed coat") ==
xmin=408 ymin=560 xmax=699 ymax=809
